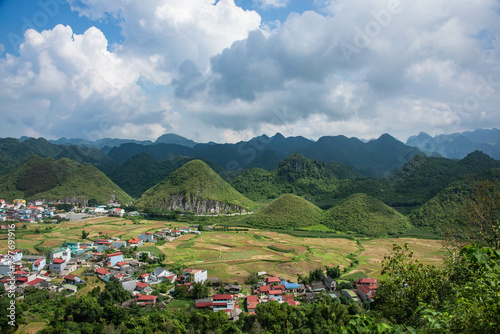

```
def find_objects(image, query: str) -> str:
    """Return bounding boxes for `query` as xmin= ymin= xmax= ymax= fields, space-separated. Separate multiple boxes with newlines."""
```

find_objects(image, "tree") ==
xmin=81 ymin=230 xmax=89 ymax=240
xmin=174 ymin=285 xmax=188 ymax=299
xmin=245 ymin=272 xmax=259 ymax=285
xmin=465 ymin=181 xmax=500 ymax=249
xmin=326 ymin=265 xmax=341 ymax=279
xmin=191 ymin=282 xmax=209 ymax=299
xmin=309 ymin=267 xmax=324 ymax=282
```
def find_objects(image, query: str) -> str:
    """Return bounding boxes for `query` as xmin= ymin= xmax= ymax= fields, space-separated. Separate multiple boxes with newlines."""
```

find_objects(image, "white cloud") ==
xmin=254 ymin=0 xmax=290 ymax=9
xmin=1 ymin=0 xmax=500 ymax=143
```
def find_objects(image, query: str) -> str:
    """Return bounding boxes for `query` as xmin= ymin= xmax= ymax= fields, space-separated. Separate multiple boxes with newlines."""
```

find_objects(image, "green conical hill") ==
xmin=135 ymin=160 xmax=255 ymax=213
xmin=322 ymin=193 xmax=411 ymax=236
xmin=0 ymin=156 xmax=132 ymax=204
xmin=249 ymin=194 xmax=323 ymax=229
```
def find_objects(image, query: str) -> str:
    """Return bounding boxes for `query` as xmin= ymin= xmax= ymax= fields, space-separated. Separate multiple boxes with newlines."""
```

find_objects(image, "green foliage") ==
xmin=323 ymin=193 xmax=412 ymax=237
xmin=249 ymin=194 xmax=323 ymax=229
xmin=326 ymin=265 xmax=342 ymax=279
xmin=409 ymin=169 xmax=500 ymax=236
xmin=376 ymin=243 xmax=500 ymax=333
xmin=135 ymin=159 xmax=256 ymax=211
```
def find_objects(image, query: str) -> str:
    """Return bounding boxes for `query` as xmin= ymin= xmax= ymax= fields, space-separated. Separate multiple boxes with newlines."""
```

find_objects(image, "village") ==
xmin=0 ymin=198 xmax=379 ymax=320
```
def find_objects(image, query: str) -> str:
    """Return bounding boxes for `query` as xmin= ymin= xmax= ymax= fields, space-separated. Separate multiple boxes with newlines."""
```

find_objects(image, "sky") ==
xmin=0 ymin=0 xmax=499 ymax=144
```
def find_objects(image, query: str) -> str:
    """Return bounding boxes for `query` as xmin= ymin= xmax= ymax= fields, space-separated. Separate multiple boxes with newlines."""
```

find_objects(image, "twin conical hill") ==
xmin=322 ymin=193 xmax=411 ymax=236
xmin=0 ymin=156 xmax=133 ymax=204
xmin=249 ymin=194 xmax=323 ymax=229
xmin=135 ymin=160 xmax=255 ymax=213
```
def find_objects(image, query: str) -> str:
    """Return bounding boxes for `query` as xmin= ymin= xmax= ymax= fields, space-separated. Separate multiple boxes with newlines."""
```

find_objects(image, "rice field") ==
xmin=0 ymin=217 xmax=447 ymax=284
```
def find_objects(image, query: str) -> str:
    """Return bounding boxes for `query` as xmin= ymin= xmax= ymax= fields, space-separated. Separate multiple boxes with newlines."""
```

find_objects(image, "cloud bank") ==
xmin=0 ymin=0 xmax=499 ymax=143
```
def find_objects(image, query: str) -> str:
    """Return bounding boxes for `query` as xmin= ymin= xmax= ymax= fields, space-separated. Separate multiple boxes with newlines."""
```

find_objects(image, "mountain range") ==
xmin=406 ymin=128 xmax=500 ymax=159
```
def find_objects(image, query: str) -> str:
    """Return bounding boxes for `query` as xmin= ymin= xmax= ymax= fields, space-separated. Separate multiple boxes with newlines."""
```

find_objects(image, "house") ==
xmin=266 ymin=276 xmax=280 ymax=285
xmin=178 ymin=227 xmax=190 ymax=234
xmin=26 ymin=278 xmax=44 ymax=288
xmin=195 ymin=298 xmax=213 ymax=309
xmin=93 ymin=207 xmax=107 ymax=215
xmin=135 ymin=282 xmax=150 ymax=292
xmin=138 ymin=232 xmax=157 ymax=243
xmin=309 ymin=281 xmax=326 ymax=293
xmin=112 ymin=240 xmax=127 ymax=249
xmin=95 ymin=267 xmax=110 ymax=276
xmin=61 ymin=242 xmax=80 ymax=254
xmin=121 ymin=279 xmax=138 ymax=292
xmin=136 ymin=294 xmax=157 ymax=306
xmin=49 ymin=258 xmax=67 ymax=272
xmin=282 ymin=281 xmax=301 ymax=292
xmin=183 ymin=268 xmax=207 ymax=283
xmin=283 ymin=294 xmax=299 ymax=307
xmin=33 ymin=258 xmax=46 ymax=271
xmin=106 ymin=252 xmax=124 ymax=267
xmin=151 ymin=268 xmax=177 ymax=283
xmin=127 ymin=211 xmax=140 ymax=217
xmin=225 ymin=284 xmax=242 ymax=293
xmin=109 ymin=208 xmax=125 ymax=217
xmin=356 ymin=285 xmax=376 ymax=302
xmin=323 ymin=277 xmax=336 ymax=291
xmin=128 ymin=238 xmax=143 ymax=247
xmin=62 ymin=284 xmax=78 ymax=294
xmin=50 ymin=248 xmax=71 ymax=262
xmin=4 ymin=249 xmax=23 ymax=263
xmin=64 ymin=274 xmax=81 ymax=284
xmin=269 ymin=290 xmax=283 ymax=302
xmin=139 ymin=273 xmax=151 ymax=283
xmin=354 ymin=278 xmax=378 ymax=289
xmin=247 ymin=295 xmax=259 ymax=313
xmin=212 ymin=294 xmax=234 ymax=312
xmin=341 ymin=289 xmax=361 ymax=303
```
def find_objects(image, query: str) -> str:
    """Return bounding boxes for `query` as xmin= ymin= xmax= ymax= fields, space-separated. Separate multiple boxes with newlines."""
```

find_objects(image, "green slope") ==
xmin=409 ymin=168 xmax=500 ymax=234
xmin=0 ymin=156 xmax=133 ymax=204
xmin=231 ymin=153 xmax=339 ymax=204
xmin=135 ymin=160 xmax=255 ymax=212
xmin=248 ymin=194 xmax=323 ymax=229
xmin=322 ymin=193 xmax=411 ymax=236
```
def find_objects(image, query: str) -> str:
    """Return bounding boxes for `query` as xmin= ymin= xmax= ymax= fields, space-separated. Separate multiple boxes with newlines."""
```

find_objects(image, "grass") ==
xmin=14 ymin=321 xmax=47 ymax=334
xmin=138 ymin=245 xmax=165 ymax=257
xmin=167 ymin=299 xmax=193 ymax=311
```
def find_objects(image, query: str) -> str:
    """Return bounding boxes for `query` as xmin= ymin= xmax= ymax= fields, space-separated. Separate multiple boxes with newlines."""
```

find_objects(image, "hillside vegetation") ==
xmin=409 ymin=168 xmax=500 ymax=234
xmin=322 ymin=193 xmax=412 ymax=236
xmin=0 ymin=156 xmax=132 ymax=204
xmin=135 ymin=160 xmax=255 ymax=212
xmin=248 ymin=194 xmax=323 ymax=229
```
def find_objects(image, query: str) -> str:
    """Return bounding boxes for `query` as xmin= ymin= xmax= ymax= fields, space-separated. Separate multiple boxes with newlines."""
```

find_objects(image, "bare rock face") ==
xmin=157 ymin=194 xmax=245 ymax=214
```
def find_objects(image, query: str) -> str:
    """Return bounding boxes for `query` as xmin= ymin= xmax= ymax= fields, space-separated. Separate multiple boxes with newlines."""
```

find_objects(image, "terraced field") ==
xmin=0 ymin=217 xmax=447 ymax=284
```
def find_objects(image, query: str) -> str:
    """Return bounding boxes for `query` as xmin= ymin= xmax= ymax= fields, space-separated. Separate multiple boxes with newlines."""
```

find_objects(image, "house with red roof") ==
xmin=64 ymin=274 xmax=80 ymax=284
xmin=354 ymin=278 xmax=378 ymax=289
xmin=128 ymin=238 xmax=143 ymax=247
xmin=247 ymin=295 xmax=259 ymax=313
xmin=32 ymin=257 xmax=46 ymax=271
xmin=212 ymin=294 xmax=234 ymax=312
xmin=95 ymin=267 xmax=110 ymax=276
xmin=269 ymin=290 xmax=283 ymax=302
xmin=266 ymin=276 xmax=280 ymax=284
xmin=356 ymin=285 xmax=376 ymax=302
xmin=138 ymin=232 xmax=157 ymax=243
xmin=135 ymin=281 xmax=150 ymax=292
xmin=106 ymin=252 xmax=123 ymax=267
xmin=282 ymin=294 xmax=299 ymax=307
xmin=49 ymin=258 xmax=66 ymax=272
xmin=136 ymin=294 xmax=157 ymax=306
xmin=26 ymin=278 xmax=44 ymax=288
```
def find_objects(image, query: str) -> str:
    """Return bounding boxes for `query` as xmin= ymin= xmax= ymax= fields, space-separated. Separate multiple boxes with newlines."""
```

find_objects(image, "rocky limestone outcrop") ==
xmin=156 ymin=194 xmax=246 ymax=214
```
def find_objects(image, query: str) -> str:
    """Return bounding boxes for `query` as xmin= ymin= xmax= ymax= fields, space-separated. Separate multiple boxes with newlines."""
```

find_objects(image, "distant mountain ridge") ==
xmin=406 ymin=128 xmax=500 ymax=159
